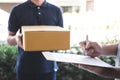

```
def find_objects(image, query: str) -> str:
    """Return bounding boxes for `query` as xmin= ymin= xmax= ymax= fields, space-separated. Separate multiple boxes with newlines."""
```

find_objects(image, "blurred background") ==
xmin=0 ymin=0 xmax=120 ymax=45
xmin=0 ymin=0 xmax=120 ymax=80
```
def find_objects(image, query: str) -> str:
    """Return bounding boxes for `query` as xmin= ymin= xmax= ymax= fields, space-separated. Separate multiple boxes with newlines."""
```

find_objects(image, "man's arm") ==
xmin=73 ymin=64 xmax=120 ymax=78
xmin=7 ymin=31 xmax=17 ymax=45
xmin=79 ymin=41 xmax=119 ymax=57
xmin=100 ymin=67 xmax=120 ymax=78
xmin=7 ymin=31 xmax=23 ymax=48
xmin=102 ymin=44 xmax=118 ymax=56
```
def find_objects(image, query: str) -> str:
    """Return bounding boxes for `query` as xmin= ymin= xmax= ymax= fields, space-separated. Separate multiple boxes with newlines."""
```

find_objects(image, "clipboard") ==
xmin=42 ymin=52 xmax=113 ymax=68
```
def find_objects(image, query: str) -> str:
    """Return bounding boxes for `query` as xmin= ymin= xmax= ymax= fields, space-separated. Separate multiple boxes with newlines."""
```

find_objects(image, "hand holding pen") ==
xmin=85 ymin=35 xmax=96 ymax=57
xmin=79 ymin=35 xmax=101 ymax=57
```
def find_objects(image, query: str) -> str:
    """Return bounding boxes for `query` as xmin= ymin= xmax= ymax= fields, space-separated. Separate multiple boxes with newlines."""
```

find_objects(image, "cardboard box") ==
xmin=22 ymin=26 xmax=70 ymax=51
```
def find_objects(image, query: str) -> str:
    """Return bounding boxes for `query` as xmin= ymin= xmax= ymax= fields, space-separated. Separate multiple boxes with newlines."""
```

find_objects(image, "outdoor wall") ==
xmin=0 ymin=3 xmax=17 ymax=12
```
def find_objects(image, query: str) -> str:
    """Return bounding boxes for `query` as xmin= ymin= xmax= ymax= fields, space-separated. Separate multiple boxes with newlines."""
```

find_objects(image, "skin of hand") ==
xmin=73 ymin=63 xmax=120 ymax=78
xmin=7 ymin=31 xmax=23 ymax=49
xmin=79 ymin=41 xmax=103 ymax=57
xmin=73 ymin=63 xmax=103 ymax=75
xmin=79 ymin=41 xmax=118 ymax=57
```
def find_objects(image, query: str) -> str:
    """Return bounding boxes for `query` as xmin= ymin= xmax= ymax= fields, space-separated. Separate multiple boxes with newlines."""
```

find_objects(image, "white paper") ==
xmin=42 ymin=52 xmax=113 ymax=68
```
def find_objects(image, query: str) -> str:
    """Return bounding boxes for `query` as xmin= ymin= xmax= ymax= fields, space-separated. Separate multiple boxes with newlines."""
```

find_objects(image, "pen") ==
xmin=86 ymin=34 xmax=89 ymax=46
xmin=85 ymin=35 xmax=89 ymax=56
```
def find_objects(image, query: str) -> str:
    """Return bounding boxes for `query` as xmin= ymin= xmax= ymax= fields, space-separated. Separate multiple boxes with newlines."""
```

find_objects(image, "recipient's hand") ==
xmin=79 ymin=41 xmax=103 ymax=57
xmin=73 ymin=63 xmax=103 ymax=75
xmin=72 ymin=63 xmax=116 ymax=78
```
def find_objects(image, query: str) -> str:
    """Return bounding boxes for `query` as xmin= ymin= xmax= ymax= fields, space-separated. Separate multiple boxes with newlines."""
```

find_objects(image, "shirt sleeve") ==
xmin=8 ymin=7 xmax=20 ymax=33
xmin=57 ymin=8 xmax=63 ymax=28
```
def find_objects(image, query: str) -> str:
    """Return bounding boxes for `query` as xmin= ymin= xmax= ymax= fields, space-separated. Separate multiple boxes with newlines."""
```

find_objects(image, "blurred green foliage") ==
xmin=0 ymin=44 xmax=17 ymax=80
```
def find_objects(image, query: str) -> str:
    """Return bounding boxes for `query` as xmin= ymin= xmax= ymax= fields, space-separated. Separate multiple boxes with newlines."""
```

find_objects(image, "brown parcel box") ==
xmin=22 ymin=26 xmax=70 ymax=51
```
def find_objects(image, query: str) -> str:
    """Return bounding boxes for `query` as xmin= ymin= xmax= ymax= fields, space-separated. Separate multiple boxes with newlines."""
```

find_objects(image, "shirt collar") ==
xmin=27 ymin=0 xmax=48 ymax=8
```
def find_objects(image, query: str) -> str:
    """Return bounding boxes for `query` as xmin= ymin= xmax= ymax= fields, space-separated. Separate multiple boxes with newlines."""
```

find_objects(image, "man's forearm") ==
xmin=99 ymin=67 xmax=120 ymax=78
xmin=102 ymin=44 xmax=118 ymax=56
xmin=7 ymin=36 xmax=17 ymax=45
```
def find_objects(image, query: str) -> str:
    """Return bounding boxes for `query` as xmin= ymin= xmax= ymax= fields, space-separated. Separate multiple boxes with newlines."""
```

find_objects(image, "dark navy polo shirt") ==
xmin=8 ymin=0 xmax=63 ymax=74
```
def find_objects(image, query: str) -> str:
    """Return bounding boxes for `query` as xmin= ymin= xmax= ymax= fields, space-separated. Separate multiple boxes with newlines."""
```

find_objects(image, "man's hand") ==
xmin=7 ymin=31 xmax=23 ymax=49
xmin=16 ymin=34 xmax=23 ymax=49
xmin=79 ymin=41 xmax=102 ymax=57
